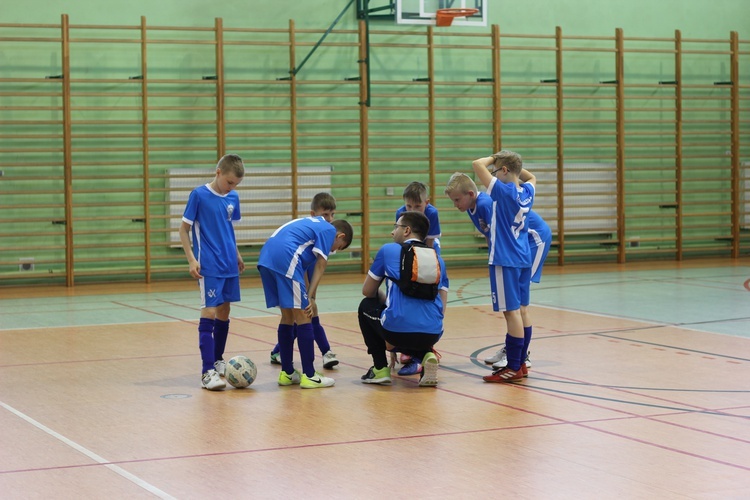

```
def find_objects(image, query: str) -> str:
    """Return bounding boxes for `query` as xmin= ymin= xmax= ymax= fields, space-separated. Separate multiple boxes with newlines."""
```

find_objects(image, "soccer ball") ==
xmin=225 ymin=355 xmax=257 ymax=388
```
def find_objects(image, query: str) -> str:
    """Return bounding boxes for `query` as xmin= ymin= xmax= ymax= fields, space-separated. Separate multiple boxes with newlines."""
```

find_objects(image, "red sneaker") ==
xmin=521 ymin=364 xmax=529 ymax=377
xmin=483 ymin=366 xmax=525 ymax=383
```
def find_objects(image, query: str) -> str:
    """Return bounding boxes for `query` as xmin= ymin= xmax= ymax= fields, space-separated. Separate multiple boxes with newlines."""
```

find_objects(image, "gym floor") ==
xmin=1 ymin=258 xmax=749 ymax=498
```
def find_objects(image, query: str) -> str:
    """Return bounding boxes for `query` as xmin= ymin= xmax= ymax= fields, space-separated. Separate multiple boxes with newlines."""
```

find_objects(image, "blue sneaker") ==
xmin=397 ymin=359 xmax=422 ymax=376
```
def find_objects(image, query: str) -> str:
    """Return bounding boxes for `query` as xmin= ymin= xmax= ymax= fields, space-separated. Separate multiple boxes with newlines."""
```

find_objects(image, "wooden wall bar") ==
xmin=0 ymin=16 xmax=747 ymax=286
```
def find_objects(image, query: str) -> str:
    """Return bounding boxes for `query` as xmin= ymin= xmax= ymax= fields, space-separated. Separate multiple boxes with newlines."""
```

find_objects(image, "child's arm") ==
xmin=472 ymin=155 xmax=496 ymax=188
xmin=178 ymin=221 xmax=202 ymax=279
xmin=519 ymin=168 xmax=537 ymax=188
xmin=304 ymin=255 xmax=328 ymax=317
xmin=235 ymin=245 xmax=245 ymax=273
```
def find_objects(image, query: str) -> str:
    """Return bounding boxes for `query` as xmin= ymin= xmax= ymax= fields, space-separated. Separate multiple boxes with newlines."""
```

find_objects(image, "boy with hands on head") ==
xmin=470 ymin=150 xmax=536 ymax=383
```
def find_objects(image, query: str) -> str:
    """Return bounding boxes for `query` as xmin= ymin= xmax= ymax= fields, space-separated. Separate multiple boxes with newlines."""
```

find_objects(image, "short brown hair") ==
xmin=311 ymin=192 xmax=336 ymax=212
xmin=399 ymin=211 xmax=430 ymax=241
xmin=332 ymin=219 xmax=354 ymax=250
xmin=217 ymin=154 xmax=245 ymax=178
xmin=402 ymin=181 xmax=428 ymax=203
xmin=492 ymin=150 xmax=522 ymax=175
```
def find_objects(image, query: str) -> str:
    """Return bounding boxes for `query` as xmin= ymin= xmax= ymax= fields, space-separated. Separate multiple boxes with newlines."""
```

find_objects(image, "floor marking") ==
xmin=0 ymin=400 xmax=176 ymax=499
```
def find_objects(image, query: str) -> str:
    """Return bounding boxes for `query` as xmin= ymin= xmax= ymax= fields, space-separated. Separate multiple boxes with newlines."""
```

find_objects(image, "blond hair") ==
xmin=444 ymin=172 xmax=479 ymax=195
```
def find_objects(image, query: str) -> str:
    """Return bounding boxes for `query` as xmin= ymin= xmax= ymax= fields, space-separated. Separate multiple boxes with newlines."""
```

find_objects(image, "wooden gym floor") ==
xmin=1 ymin=258 xmax=749 ymax=499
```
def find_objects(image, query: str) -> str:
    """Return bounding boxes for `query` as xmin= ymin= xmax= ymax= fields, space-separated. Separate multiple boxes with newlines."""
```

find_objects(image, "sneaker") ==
xmin=300 ymin=372 xmax=335 ymax=389
xmin=201 ymin=369 xmax=226 ymax=391
xmin=399 ymin=353 xmax=412 ymax=364
xmin=270 ymin=352 xmax=281 ymax=365
xmin=213 ymin=359 xmax=226 ymax=377
xmin=418 ymin=352 xmax=439 ymax=387
xmin=521 ymin=364 xmax=529 ymax=377
xmin=484 ymin=347 xmax=507 ymax=365
xmin=361 ymin=366 xmax=392 ymax=385
xmin=491 ymin=350 xmax=532 ymax=370
xmin=278 ymin=369 xmax=301 ymax=386
xmin=397 ymin=359 xmax=422 ymax=376
xmin=322 ymin=350 xmax=339 ymax=369
xmin=483 ymin=366 xmax=524 ymax=383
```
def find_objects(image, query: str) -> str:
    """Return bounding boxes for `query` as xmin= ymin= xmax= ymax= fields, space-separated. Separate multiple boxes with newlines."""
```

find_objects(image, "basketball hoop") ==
xmin=435 ymin=8 xmax=480 ymax=27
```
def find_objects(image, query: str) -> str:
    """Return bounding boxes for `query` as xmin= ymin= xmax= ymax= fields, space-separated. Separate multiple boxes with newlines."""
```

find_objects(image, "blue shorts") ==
xmin=258 ymin=266 xmax=309 ymax=310
xmin=199 ymin=275 xmax=241 ymax=308
xmin=489 ymin=265 xmax=530 ymax=312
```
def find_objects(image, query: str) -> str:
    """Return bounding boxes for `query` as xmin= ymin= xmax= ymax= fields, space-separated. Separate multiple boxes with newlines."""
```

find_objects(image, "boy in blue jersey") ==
xmin=358 ymin=211 xmax=449 ymax=387
xmin=470 ymin=150 xmax=537 ymax=383
xmin=396 ymin=181 xmax=442 ymax=252
xmin=394 ymin=181 xmax=442 ymax=374
xmin=444 ymin=172 xmax=551 ymax=374
xmin=178 ymin=154 xmax=246 ymax=391
xmin=269 ymin=193 xmax=341 ymax=370
xmin=257 ymin=216 xmax=353 ymax=389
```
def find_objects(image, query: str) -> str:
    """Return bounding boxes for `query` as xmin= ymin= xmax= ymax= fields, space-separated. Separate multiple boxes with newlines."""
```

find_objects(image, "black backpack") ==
xmin=392 ymin=241 xmax=441 ymax=300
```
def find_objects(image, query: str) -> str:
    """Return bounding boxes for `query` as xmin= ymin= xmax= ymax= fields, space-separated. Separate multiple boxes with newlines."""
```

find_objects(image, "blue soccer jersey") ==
xmin=472 ymin=191 xmax=550 ymax=279
xmin=526 ymin=210 xmax=552 ymax=283
xmin=486 ymin=177 xmax=535 ymax=268
xmin=182 ymin=184 xmax=241 ymax=278
xmin=367 ymin=239 xmax=449 ymax=334
xmin=468 ymin=191 xmax=494 ymax=242
xmin=257 ymin=216 xmax=336 ymax=282
xmin=396 ymin=204 xmax=442 ymax=240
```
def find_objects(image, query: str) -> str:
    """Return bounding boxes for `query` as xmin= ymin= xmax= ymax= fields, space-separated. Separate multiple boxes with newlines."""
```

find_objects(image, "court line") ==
xmin=0 ymin=400 xmax=176 ymax=498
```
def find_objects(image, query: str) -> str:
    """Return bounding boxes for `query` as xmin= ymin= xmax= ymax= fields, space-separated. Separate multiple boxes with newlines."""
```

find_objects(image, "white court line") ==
xmin=0 ymin=400 xmax=176 ymax=499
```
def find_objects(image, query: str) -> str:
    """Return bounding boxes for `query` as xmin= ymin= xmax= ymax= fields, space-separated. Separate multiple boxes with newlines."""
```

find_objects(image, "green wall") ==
xmin=1 ymin=1 xmax=748 ymax=284
xmin=2 ymin=0 xmax=748 ymax=36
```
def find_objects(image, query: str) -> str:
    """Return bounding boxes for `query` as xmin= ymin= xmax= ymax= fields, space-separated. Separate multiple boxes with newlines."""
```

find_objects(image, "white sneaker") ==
xmin=300 ymin=372 xmax=335 ymax=389
xmin=485 ymin=347 xmax=507 ymax=365
xmin=492 ymin=350 xmax=531 ymax=370
xmin=418 ymin=351 xmax=439 ymax=387
xmin=322 ymin=350 xmax=339 ymax=369
xmin=213 ymin=360 xmax=226 ymax=377
xmin=201 ymin=369 xmax=226 ymax=391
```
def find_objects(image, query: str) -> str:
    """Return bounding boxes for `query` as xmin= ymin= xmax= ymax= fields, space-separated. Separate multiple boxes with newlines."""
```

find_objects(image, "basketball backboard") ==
xmin=396 ymin=0 xmax=487 ymax=27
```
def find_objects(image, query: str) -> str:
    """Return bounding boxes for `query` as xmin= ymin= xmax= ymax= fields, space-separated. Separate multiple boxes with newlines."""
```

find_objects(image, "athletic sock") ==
xmin=278 ymin=323 xmax=295 ymax=374
xmin=505 ymin=334 xmax=525 ymax=371
xmin=296 ymin=322 xmax=315 ymax=378
xmin=198 ymin=317 xmax=216 ymax=374
xmin=311 ymin=316 xmax=331 ymax=354
xmin=213 ymin=318 xmax=229 ymax=362
xmin=523 ymin=326 xmax=532 ymax=361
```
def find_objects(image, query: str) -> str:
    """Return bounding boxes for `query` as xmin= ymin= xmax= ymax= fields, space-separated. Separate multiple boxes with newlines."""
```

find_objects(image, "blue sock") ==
xmin=296 ymin=322 xmax=315 ymax=377
xmin=311 ymin=316 xmax=331 ymax=354
xmin=278 ymin=324 xmax=296 ymax=374
xmin=271 ymin=343 xmax=280 ymax=355
xmin=213 ymin=319 xmax=229 ymax=362
xmin=198 ymin=317 xmax=215 ymax=374
xmin=505 ymin=334 xmax=525 ymax=371
xmin=522 ymin=326 xmax=532 ymax=361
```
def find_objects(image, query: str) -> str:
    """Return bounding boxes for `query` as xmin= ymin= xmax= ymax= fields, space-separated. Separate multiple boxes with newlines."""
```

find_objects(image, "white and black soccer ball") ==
xmin=225 ymin=355 xmax=257 ymax=388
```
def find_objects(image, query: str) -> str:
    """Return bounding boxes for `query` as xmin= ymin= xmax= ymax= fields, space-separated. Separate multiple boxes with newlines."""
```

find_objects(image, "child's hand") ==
xmin=304 ymin=297 xmax=317 ymax=318
xmin=388 ymin=351 xmax=397 ymax=369
xmin=189 ymin=261 xmax=202 ymax=279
